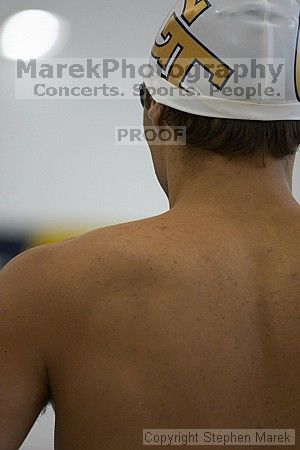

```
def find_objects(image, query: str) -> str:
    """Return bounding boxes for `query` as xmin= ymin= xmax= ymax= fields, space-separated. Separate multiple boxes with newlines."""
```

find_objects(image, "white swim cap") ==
xmin=144 ymin=0 xmax=300 ymax=120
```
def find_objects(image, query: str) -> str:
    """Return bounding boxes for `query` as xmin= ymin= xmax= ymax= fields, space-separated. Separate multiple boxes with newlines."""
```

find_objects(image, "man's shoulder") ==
xmin=1 ymin=216 xmax=165 ymax=297
xmin=1 ymin=241 xmax=61 ymax=297
xmin=0 ymin=218 xmax=163 ymax=350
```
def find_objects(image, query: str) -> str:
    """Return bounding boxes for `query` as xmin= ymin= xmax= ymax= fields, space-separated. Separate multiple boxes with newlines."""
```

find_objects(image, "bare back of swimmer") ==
xmin=1 ymin=1 xmax=300 ymax=449
xmin=0 ymin=149 xmax=299 ymax=449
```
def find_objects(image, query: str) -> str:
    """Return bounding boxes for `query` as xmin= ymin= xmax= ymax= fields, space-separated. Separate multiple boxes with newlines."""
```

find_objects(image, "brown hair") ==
xmin=143 ymin=87 xmax=300 ymax=162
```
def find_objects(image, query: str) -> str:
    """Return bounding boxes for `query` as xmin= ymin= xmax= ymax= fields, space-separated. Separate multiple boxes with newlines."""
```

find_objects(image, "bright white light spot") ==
xmin=1 ymin=10 xmax=60 ymax=60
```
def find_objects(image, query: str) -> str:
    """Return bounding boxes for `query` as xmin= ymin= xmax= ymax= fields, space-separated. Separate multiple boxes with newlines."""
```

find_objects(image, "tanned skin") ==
xmin=0 ymin=101 xmax=299 ymax=449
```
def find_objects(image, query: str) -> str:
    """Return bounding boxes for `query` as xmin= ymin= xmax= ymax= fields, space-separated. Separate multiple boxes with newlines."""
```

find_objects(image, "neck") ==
xmin=164 ymin=147 xmax=297 ymax=216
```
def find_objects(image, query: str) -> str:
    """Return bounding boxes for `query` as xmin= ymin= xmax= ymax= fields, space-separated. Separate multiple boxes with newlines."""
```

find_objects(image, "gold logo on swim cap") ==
xmin=182 ymin=0 xmax=211 ymax=25
xmin=151 ymin=0 xmax=234 ymax=91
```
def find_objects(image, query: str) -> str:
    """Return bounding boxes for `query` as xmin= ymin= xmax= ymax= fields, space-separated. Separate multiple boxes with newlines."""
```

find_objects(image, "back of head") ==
xmin=143 ymin=0 xmax=300 ymax=160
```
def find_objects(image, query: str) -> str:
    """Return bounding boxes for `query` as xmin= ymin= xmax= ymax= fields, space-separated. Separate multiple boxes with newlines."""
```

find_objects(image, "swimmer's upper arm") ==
xmin=0 ymin=249 xmax=51 ymax=450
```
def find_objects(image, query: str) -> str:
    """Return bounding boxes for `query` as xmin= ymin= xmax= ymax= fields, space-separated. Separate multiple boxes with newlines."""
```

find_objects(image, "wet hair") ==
xmin=142 ymin=84 xmax=300 ymax=162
